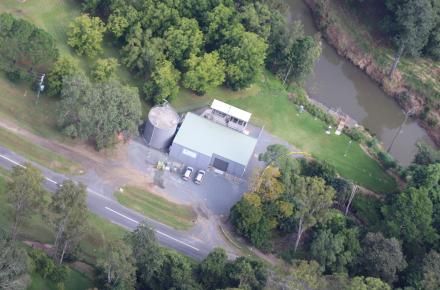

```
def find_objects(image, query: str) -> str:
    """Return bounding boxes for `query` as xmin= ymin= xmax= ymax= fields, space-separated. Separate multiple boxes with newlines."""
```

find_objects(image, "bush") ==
xmin=291 ymin=93 xmax=337 ymax=126
xmin=5 ymin=70 xmax=23 ymax=83
xmin=29 ymin=249 xmax=68 ymax=284
xmin=343 ymin=127 xmax=367 ymax=144
xmin=377 ymin=151 xmax=397 ymax=170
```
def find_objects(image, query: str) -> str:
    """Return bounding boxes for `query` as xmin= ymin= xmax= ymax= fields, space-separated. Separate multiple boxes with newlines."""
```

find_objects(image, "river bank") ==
xmin=302 ymin=0 xmax=440 ymax=148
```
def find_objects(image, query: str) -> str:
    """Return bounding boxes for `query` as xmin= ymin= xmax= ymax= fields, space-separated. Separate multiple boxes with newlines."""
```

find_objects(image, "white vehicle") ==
xmin=194 ymin=170 xmax=206 ymax=185
xmin=182 ymin=166 xmax=194 ymax=181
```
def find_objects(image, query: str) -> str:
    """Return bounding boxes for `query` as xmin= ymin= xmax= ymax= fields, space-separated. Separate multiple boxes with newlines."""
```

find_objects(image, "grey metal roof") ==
xmin=173 ymin=113 xmax=257 ymax=166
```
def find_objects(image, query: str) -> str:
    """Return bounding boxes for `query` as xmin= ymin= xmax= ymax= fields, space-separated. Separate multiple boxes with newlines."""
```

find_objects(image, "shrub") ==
xmin=377 ymin=151 xmax=397 ymax=170
xmin=291 ymin=93 xmax=337 ymax=126
xmin=6 ymin=70 xmax=23 ymax=83
xmin=29 ymin=249 xmax=68 ymax=284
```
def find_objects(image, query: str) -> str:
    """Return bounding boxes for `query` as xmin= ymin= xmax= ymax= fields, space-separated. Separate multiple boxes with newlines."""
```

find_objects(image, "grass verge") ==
xmin=174 ymin=72 xmax=397 ymax=193
xmin=28 ymin=267 xmax=93 ymax=290
xmin=115 ymin=186 xmax=197 ymax=231
xmin=0 ymin=126 xmax=83 ymax=175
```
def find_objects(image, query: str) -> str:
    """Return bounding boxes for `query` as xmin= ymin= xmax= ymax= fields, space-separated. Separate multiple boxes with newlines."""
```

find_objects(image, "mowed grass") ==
xmin=115 ymin=186 xmax=197 ymax=230
xmin=0 ymin=126 xmax=83 ymax=175
xmin=28 ymin=268 xmax=93 ymax=290
xmin=174 ymin=73 xmax=397 ymax=193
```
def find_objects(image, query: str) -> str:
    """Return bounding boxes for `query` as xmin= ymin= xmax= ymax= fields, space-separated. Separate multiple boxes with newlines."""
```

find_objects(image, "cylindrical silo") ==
xmin=143 ymin=104 xmax=180 ymax=151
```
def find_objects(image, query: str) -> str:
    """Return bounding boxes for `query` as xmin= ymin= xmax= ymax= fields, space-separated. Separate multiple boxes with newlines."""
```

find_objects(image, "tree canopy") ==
xmin=67 ymin=14 xmax=106 ymax=56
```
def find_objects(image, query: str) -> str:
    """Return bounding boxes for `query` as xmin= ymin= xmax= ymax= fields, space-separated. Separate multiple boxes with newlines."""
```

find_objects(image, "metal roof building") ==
xmin=169 ymin=112 xmax=257 ymax=176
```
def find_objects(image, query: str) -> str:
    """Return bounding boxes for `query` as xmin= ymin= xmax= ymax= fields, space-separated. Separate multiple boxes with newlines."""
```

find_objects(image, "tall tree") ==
xmin=57 ymin=75 xmax=142 ymax=149
xmin=7 ymin=164 xmax=44 ymax=241
xmin=183 ymin=52 xmax=225 ymax=95
xmin=361 ymin=232 xmax=407 ymax=284
xmin=144 ymin=60 xmax=181 ymax=104
xmin=124 ymin=222 xmax=164 ymax=289
xmin=67 ymin=14 xmax=106 ymax=56
xmin=291 ymin=176 xmax=335 ymax=252
xmin=227 ymin=257 xmax=267 ymax=290
xmin=419 ymin=250 xmax=440 ymax=290
xmin=219 ymin=30 xmax=267 ymax=90
xmin=50 ymin=180 xmax=88 ymax=264
xmin=385 ymin=0 xmax=435 ymax=78
xmin=198 ymin=248 xmax=227 ymax=290
xmin=46 ymin=56 xmax=80 ymax=97
xmin=0 ymin=230 xmax=29 ymax=290
xmin=164 ymin=18 xmax=204 ymax=67
xmin=284 ymin=36 xmax=321 ymax=84
xmin=382 ymin=186 xmax=438 ymax=253
xmin=348 ymin=276 xmax=391 ymax=290
xmin=122 ymin=25 xmax=165 ymax=76
xmin=91 ymin=58 xmax=119 ymax=82
xmin=98 ymin=239 xmax=136 ymax=290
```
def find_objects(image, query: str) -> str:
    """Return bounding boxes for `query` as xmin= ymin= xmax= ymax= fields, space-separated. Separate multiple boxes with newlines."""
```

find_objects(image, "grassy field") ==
xmin=28 ymin=268 xmax=93 ymax=290
xmin=0 ymin=126 xmax=83 ymax=175
xmin=115 ymin=186 xmax=197 ymax=230
xmin=173 ymin=73 xmax=397 ymax=193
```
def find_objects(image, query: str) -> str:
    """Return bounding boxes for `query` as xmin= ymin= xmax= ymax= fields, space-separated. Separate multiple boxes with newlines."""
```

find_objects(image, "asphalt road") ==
xmin=0 ymin=145 xmax=214 ymax=261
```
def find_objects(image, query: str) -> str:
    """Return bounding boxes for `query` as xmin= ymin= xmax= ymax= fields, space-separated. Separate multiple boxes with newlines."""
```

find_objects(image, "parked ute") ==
xmin=194 ymin=170 xmax=206 ymax=185
xmin=182 ymin=167 xmax=194 ymax=181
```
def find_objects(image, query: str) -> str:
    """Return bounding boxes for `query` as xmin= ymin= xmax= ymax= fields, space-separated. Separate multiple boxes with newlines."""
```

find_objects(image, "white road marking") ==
xmin=0 ymin=153 xmax=25 ymax=167
xmin=0 ymin=153 xmax=59 ymax=185
xmin=105 ymin=206 xmax=200 ymax=252
xmin=0 ymin=152 xmax=200 ymax=253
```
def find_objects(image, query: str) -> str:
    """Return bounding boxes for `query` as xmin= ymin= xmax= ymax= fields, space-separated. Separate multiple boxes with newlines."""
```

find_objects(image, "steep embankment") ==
xmin=304 ymin=0 xmax=440 ymax=147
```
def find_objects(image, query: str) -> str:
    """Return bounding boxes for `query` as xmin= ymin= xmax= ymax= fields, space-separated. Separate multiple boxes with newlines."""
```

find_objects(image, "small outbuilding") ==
xmin=169 ymin=112 xmax=257 ymax=177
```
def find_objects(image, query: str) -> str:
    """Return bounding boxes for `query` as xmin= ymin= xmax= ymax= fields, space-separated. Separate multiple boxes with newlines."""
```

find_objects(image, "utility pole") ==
xmin=387 ymin=108 xmax=415 ymax=153
xmin=36 ymin=73 xmax=45 ymax=104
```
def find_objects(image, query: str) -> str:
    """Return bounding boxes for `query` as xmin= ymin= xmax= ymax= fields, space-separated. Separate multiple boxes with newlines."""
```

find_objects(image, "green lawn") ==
xmin=115 ymin=186 xmax=197 ymax=230
xmin=174 ymin=73 xmax=397 ymax=193
xmin=28 ymin=268 xmax=93 ymax=290
xmin=0 ymin=126 xmax=83 ymax=175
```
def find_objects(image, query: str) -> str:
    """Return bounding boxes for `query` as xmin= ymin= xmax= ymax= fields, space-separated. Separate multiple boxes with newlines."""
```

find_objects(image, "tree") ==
xmin=97 ymin=239 xmax=136 ymax=290
xmin=385 ymin=0 xmax=435 ymax=78
xmin=348 ymin=276 xmax=391 ymax=290
xmin=227 ymin=257 xmax=267 ymax=290
xmin=50 ymin=180 xmax=88 ymax=264
xmin=91 ymin=58 xmax=119 ymax=81
xmin=284 ymin=36 xmax=321 ymax=84
xmin=417 ymin=250 xmax=440 ymax=290
xmin=122 ymin=25 xmax=165 ymax=76
xmin=198 ymin=248 xmax=227 ymax=290
xmin=361 ymin=232 xmax=407 ymax=284
xmin=219 ymin=30 xmax=267 ymax=90
xmin=205 ymin=4 xmax=239 ymax=48
xmin=290 ymin=176 xmax=335 ymax=252
xmin=46 ymin=56 xmax=80 ymax=97
xmin=57 ymin=75 xmax=142 ymax=149
xmin=7 ymin=164 xmax=44 ymax=241
xmin=164 ymin=18 xmax=204 ymax=67
xmin=0 ymin=13 xmax=58 ymax=78
xmin=144 ymin=60 xmax=181 ymax=104
xmin=124 ymin=222 xmax=165 ymax=289
xmin=183 ymin=52 xmax=225 ymax=95
xmin=382 ymin=187 xmax=438 ymax=252
xmin=286 ymin=260 xmax=327 ymax=290
xmin=157 ymin=250 xmax=198 ymax=290
xmin=309 ymin=211 xmax=361 ymax=273
xmin=0 ymin=230 xmax=29 ymax=290
xmin=67 ymin=14 xmax=106 ymax=56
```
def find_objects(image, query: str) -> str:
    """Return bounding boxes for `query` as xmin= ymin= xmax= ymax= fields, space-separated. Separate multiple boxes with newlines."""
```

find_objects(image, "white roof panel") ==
xmin=210 ymin=99 xmax=251 ymax=122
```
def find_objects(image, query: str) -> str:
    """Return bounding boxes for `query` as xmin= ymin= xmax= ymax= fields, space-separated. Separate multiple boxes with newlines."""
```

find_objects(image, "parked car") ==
xmin=194 ymin=170 xmax=206 ymax=185
xmin=182 ymin=166 xmax=194 ymax=181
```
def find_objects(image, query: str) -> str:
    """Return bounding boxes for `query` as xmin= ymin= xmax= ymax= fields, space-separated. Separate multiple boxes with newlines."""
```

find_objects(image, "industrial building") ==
xmin=169 ymin=112 xmax=257 ymax=177
xmin=143 ymin=101 xmax=258 ymax=177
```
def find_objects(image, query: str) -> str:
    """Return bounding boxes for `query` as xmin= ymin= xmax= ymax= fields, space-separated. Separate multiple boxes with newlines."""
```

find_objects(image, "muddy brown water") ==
xmin=287 ymin=0 xmax=433 ymax=166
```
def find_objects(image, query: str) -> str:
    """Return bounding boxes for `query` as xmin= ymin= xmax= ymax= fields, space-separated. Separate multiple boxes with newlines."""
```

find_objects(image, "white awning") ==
xmin=211 ymin=99 xmax=251 ymax=122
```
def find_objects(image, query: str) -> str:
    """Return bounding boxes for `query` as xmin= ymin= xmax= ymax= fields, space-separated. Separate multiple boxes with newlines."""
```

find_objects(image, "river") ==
xmin=287 ymin=0 xmax=432 ymax=166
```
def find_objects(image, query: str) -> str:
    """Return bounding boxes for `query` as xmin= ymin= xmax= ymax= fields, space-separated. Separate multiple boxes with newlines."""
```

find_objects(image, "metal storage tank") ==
xmin=143 ymin=104 xmax=180 ymax=151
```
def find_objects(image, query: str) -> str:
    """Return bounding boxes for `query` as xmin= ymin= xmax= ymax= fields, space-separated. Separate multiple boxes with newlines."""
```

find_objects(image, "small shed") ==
xmin=169 ymin=113 xmax=257 ymax=176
